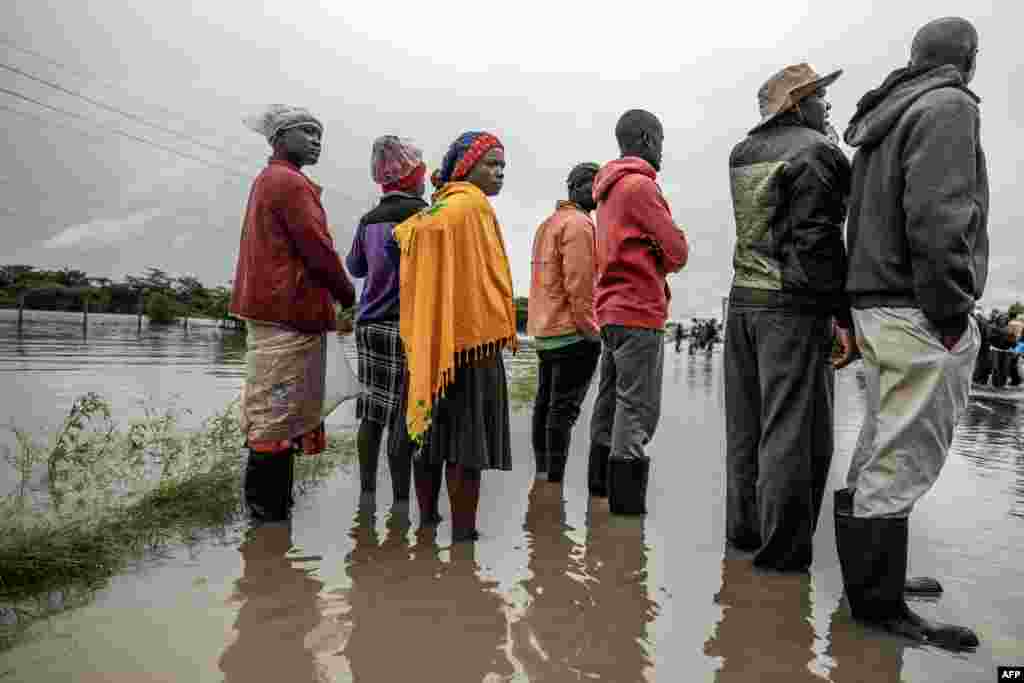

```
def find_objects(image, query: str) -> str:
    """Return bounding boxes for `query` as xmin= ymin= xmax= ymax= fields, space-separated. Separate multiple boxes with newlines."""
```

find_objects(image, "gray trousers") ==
xmin=589 ymin=325 xmax=665 ymax=460
xmin=724 ymin=305 xmax=834 ymax=570
xmin=846 ymin=308 xmax=979 ymax=518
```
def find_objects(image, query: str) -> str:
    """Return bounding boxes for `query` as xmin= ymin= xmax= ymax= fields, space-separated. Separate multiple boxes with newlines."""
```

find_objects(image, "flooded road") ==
xmin=2 ymin=311 xmax=1023 ymax=681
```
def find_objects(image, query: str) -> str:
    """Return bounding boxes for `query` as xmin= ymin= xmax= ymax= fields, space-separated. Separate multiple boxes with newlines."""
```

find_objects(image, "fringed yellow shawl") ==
xmin=394 ymin=182 xmax=518 ymax=444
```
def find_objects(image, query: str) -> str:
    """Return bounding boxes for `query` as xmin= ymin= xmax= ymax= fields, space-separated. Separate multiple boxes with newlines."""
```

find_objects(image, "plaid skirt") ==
xmin=355 ymin=319 xmax=406 ymax=426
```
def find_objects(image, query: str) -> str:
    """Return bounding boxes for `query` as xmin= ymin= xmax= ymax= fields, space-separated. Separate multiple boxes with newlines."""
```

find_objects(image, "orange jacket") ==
xmin=230 ymin=160 xmax=355 ymax=332
xmin=527 ymin=201 xmax=599 ymax=339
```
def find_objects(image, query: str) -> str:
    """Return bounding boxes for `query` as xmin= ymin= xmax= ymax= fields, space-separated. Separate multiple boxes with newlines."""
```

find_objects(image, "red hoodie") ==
xmin=592 ymin=157 xmax=688 ymax=329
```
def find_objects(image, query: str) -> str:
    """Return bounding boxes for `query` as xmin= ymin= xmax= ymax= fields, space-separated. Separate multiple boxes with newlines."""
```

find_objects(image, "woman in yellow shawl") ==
xmin=393 ymin=131 xmax=517 ymax=542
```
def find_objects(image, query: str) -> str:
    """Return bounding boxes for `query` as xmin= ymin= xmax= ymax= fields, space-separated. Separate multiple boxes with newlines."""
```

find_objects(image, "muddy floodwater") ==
xmin=2 ymin=310 xmax=1023 ymax=682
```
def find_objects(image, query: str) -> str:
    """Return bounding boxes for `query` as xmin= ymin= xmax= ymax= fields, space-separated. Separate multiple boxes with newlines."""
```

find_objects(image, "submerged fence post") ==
xmin=82 ymin=296 xmax=89 ymax=332
xmin=137 ymin=291 xmax=144 ymax=332
xmin=17 ymin=292 xmax=25 ymax=329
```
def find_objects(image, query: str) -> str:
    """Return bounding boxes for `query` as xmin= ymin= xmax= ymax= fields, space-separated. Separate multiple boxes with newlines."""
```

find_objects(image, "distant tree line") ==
xmin=0 ymin=264 xmax=232 ymax=324
xmin=17 ymin=269 xmax=1011 ymax=336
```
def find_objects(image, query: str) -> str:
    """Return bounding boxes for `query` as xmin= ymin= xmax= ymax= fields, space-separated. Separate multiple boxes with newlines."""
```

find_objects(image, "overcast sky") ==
xmin=2 ymin=0 xmax=1020 ymax=318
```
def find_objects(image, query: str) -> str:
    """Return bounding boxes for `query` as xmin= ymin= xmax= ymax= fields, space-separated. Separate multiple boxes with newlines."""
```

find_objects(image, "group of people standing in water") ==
xmin=229 ymin=15 xmax=989 ymax=653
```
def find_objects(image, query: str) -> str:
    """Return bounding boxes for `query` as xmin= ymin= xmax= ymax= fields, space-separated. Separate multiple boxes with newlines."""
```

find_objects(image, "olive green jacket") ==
xmin=728 ymin=115 xmax=852 ymax=324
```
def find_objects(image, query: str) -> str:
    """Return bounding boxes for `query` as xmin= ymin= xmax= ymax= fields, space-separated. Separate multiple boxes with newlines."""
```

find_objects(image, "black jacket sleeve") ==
xmin=784 ymin=140 xmax=854 ymax=327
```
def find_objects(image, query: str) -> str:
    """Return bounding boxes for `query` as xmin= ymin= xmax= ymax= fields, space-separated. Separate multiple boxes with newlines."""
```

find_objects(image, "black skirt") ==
xmin=412 ymin=353 xmax=512 ymax=471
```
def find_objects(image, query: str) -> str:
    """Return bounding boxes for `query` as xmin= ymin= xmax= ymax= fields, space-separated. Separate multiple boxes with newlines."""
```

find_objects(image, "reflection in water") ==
xmin=680 ymin=351 xmax=717 ymax=395
xmin=825 ymin=604 xmax=907 ymax=683
xmin=577 ymin=499 xmax=657 ymax=681
xmin=218 ymin=523 xmax=326 ymax=682
xmin=343 ymin=505 xmax=418 ymax=681
xmin=671 ymin=351 xmax=684 ymax=386
xmin=702 ymin=354 xmax=715 ymax=389
xmin=4 ymin=312 xmax=1024 ymax=681
xmin=956 ymin=398 xmax=1024 ymax=518
xmin=704 ymin=549 xmax=820 ymax=682
xmin=341 ymin=505 xmax=515 ymax=681
xmin=686 ymin=352 xmax=699 ymax=390
xmin=511 ymin=481 xmax=590 ymax=680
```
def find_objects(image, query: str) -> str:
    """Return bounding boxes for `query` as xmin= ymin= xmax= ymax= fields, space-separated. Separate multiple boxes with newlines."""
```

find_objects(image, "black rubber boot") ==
xmin=281 ymin=451 xmax=296 ymax=517
xmin=245 ymin=449 xmax=291 ymax=523
xmin=547 ymin=452 xmax=567 ymax=483
xmin=244 ymin=448 xmax=267 ymax=521
xmin=535 ymin=452 xmax=548 ymax=476
xmin=587 ymin=443 xmax=611 ymax=497
xmin=283 ymin=449 xmax=296 ymax=510
xmin=834 ymin=489 xmax=944 ymax=596
xmin=834 ymin=491 xmax=979 ymax=651
xmin=608 ymin=455 xmax=650 ymax=515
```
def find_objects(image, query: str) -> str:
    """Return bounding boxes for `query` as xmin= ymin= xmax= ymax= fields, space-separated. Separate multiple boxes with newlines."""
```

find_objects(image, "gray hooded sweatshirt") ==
xmin=844 ymin=64 xmax=989 ymax=331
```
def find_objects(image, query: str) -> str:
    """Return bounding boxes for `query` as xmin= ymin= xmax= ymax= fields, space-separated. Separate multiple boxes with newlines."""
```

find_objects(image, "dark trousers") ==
xmin=724 ymin=305 xmax=834 ymax=571
xmin=532 ymin=339 xmax=601 ymax=458
xmin=589 ymin=326 xmax=665 ymax=459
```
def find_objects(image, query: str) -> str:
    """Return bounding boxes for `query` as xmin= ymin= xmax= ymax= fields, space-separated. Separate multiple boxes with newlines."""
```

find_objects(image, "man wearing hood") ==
xmin=836 ymin=17 xmax=987 ymax=650
xmin=587 ymin=109 xmax=689 ymax=514
xmin=724 ymin=64 xmax=855 ymax=573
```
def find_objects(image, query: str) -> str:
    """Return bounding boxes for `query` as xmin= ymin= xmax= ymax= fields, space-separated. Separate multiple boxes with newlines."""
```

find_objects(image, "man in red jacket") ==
xmin=587 ymin=109 xmax=689 ymax=514
xmin=231 ymin=105 xmax=355 ymax=522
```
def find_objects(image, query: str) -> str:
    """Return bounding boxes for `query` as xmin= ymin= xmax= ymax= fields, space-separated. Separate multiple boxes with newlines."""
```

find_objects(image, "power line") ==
xmin=0 ymin=89 xmax=370 ymax=215
xmin=0 ymin=35 xmax=234 ymax=138
xmin=0 ymin=86 xmax=251 ymax=178
xmin=0 ymin=38 xmax=370 ymax=204
xmin=0 ymin=38 xmax=372 ymax=210
xmin=0 ymin=103 xmax=113 ymax=145
xmin=0 ymin=38 xmax=370 ymax=208
xmin=0 ymin=61 xmax=253 ymax=164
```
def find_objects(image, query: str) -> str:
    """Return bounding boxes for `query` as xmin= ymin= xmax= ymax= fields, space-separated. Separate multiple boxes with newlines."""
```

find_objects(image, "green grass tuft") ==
xmin=0 ymin=394 xmax=355 ymax=650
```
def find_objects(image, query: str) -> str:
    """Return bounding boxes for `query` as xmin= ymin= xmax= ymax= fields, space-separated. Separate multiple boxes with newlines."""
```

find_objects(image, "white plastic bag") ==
xmin=321 ymin=332 xmax=362 ymax=419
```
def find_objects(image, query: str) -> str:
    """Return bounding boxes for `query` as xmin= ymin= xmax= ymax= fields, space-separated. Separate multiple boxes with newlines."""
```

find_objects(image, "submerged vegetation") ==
xmin=0 ymin=393 xmax=356 ymax=648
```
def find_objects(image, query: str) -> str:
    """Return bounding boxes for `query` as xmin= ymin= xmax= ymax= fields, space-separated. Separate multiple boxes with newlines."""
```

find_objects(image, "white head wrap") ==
xmin=243 ymin=105 xmax=323 ymax=143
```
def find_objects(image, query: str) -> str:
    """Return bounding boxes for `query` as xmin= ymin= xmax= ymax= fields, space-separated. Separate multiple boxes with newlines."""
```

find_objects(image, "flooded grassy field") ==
xmin=1 ymin=310 xmax=1022 ymax=682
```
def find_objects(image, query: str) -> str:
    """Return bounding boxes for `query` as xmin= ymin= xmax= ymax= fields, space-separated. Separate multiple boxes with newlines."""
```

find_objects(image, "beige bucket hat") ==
xmin=757 ymin=63 xmax=842 ymax=126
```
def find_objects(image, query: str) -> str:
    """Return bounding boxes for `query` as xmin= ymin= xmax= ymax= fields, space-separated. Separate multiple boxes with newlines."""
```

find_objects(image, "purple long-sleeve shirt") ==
xmin=346 ymin=192 xmax=427 ymax=323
